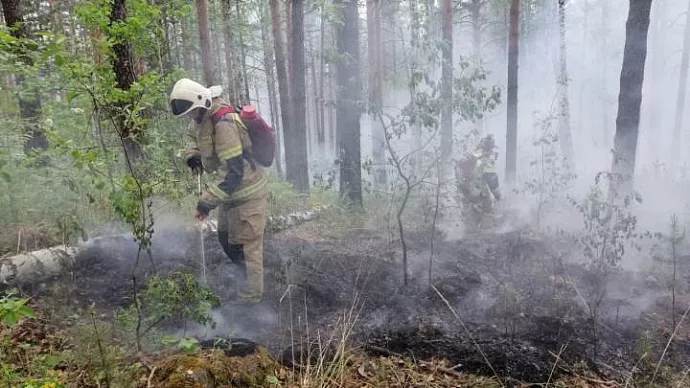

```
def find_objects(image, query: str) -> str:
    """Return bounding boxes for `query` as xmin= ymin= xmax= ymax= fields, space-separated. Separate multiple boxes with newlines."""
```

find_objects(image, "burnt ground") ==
xmin=17 ymin=222 xmax=690 ymax=386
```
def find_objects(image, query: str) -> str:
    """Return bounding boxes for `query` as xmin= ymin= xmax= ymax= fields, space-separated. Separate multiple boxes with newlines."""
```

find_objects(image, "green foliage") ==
xmin=161 ymin=335 xmax=201 ymax=354
xmin=515 ymin=113 xmax=576 ymax=227
xmin=139 ymin=271 xmax=221 ymax=330
xmin=0 ymin=292 xmax=35 ymax=326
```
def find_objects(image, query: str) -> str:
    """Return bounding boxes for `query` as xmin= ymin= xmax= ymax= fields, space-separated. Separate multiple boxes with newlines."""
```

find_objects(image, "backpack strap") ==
xmin=212 ymin=106 xmax=235 ymax=125
xmin=210 ymin=105 xmax=255 ymax=170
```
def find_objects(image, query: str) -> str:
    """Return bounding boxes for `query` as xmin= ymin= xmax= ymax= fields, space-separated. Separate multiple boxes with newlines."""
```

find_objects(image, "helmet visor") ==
xmin=170 ymin=99 xmax=194 ymax=116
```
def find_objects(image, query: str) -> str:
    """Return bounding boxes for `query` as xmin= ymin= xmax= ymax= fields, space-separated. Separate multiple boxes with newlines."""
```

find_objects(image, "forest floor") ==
xmin=2 ymin=210 xmax=690 ymax=387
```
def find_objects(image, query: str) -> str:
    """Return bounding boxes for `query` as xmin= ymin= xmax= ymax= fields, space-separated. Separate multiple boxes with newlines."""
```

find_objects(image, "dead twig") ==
xmin=364 ymin=344 xmax=475 ymax=380
xmin=146 ymin=366 xmax=158 ymax=388
xmin=90 ymin=311 xmax=111 ymax=388
xmin=546 ymin=342 xmax=569 ymax=387
xmin=651 ymin=303 xmax=690 ymax=385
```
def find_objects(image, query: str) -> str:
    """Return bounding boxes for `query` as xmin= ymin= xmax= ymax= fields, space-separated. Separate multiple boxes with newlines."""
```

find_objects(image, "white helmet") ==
xmin=169 ymin=78 xmax=223 ymax=117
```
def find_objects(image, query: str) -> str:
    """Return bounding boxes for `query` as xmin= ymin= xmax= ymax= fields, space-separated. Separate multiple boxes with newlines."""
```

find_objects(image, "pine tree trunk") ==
xmin=367 ymin=0 xmax=386 ymax=185
xmin=611 ymin=0 xmax=653 ymax=197
xmin=672 ymin=0 xmax=690 ymax=171
xmin=557 ymin=0 xmax=574 ymax=169
xmin=271 ymin=0 xmax=293 ymax=182
xmin=221 ymin=0 xmax=238 ymax=103
xmin=310 ymin=48 xmax=321 ymax=148
xmin=286 ymin=0 xmax=293 ymax=97
xmin=235 ymin=0 xmax=250 ymax=104
xmin=505 ymin=0 xmax=520 ymax=183
xmin=336 ymin=0 xmax=363 ymax=207
xmin=196 ymin=0 xmax=215 ymax=85
xmin=440 ymin=0 xmax=453 ymax=161
xmin=262 ymin=5 xmax=283 ymax=177
xmin=1 ymin=0 xmax=47 ymax=156
xmin=317 ymin=6 xmax=326 ymax=145
xmin=109 ymin=0 xmax=143 ymax=159
xmin=288 ymin=0 xmax=310 ymax=193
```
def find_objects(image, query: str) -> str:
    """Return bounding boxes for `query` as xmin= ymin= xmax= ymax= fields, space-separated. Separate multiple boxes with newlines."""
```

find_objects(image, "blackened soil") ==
xmin=30 ymin=226 xmax=690 ymax=385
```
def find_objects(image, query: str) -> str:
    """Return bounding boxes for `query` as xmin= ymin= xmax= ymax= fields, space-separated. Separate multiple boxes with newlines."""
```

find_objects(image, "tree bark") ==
xmin=221 ymin=0 xmax=238 ymax=103
xmin=319 ymin=5 xmax=327 ymax=147
xmin=235 ymin=0 xmax=250 ymax=104
xmin=557 ymin=0 xmax=574 ymax=169
xmin=336 ymin=0 xmax=363 ymax=207
xmin=440 ymin=0 xmax=453 ymax=161
xmin=672 ymin=0 xmax=690 ymax=172
xmin=109 ymin=0 xmax=143 ymax=159
xmin=287 ymin=0 xmax=310 ymax=193
xmin=1 ymin=0 xmax=47 ymax=156
xmin=286 ymin=0 xmax=293 ymax=97
xmin=611 ymin=0 xmax=653 ymax=197
xmin=505 ymin=0 xmax=520 ymax=183
xmin=271 ymin=0 xmax=291 ymax=183
xmin=262 ymin=5 xmax=283 ymax=177
xmin=367 ymin=0 xmax=386 ymax=185
xmin=196 ymin=0 xmax=215 ymax=85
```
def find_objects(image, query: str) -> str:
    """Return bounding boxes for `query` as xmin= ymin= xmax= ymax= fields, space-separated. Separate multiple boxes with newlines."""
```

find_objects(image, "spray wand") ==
xmin=197 ymin=173 xmax=207 ymax=285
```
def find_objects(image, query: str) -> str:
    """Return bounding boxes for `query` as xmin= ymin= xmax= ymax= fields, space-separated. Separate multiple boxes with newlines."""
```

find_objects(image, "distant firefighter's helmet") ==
xmin=477 ymin=134 xmax=496 ymax=152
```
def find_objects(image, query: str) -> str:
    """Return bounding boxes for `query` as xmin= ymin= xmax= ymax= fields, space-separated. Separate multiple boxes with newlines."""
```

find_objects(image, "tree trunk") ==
xmin=262 ymin=5 xmax=283 ymax=177
xmin=196 ymin=0 xmax=215 ymax=85
xmin=672 ymin=0 xmax=690 ymax=172
xmin=611 ymin=0 xmax=653 ymax=197
xmin=235 ymin=0 xmax=250 ymax=104
xmin=367 ymin=0 xmax=386 ymax=185
xmin=336 ymin=0 xmax=363 ymax=207
xmin=287 ymin=0 xmax=310 ymax=193
xmin=286 ymin=0 xmax=293 ymax=97
xmin=471 ymin=0 xmax=484 ymax=133
xmin=440 ymin=0 xmax=453 ymax=161
xmin=505 ymin=0 xmax=520 ymax=183
xmin=557 ymin=0 xmax=574 ymax=169
xmin=221 ymin=0 xmax=238 ymax=103
xmin=109 ymin=0 xmax=143 ymax=159
xmin=1 ymin=0 xmax=47 ymax=156
xmin=271 ymin=0 xmax=291 ymax=182
xmin=319 ymin=4 xmax=327 ymax=147
xmin=181 ymin=13 xmax=193 ymax=72
xmin=310 ymin=48 xmax=321 ymax=147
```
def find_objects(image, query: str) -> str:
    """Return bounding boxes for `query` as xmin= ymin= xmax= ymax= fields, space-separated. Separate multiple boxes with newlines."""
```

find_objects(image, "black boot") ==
xmin=218 ymin=231 xmax=232 ymax=264
xmin=228 ymin=244 xmax=247 ymax=280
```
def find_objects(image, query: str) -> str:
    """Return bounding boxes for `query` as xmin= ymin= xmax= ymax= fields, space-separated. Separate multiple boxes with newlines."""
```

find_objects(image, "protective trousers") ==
xmin=216 ymin=194 xmax=268 ymax=303
xmin=462 ymin=193 xmax=494 ymax=232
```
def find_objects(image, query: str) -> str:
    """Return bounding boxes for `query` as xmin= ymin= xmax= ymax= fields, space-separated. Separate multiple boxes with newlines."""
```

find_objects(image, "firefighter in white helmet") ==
xmin=169 ymin=78 xmax=268 ymax=304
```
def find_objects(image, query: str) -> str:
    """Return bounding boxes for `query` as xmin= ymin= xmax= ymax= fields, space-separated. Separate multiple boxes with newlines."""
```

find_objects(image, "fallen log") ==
xmin=199 ymin=205 xmax=328 ymax=234
xmin=0 ymin=206 xmax=329 ymax=287
xmin=0 ymin=245 xmax=78 ymax=286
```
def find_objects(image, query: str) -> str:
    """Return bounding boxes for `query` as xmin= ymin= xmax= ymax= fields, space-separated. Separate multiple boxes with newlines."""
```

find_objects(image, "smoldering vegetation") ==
xmin=23 ymin=206 xmax=690 ymax=385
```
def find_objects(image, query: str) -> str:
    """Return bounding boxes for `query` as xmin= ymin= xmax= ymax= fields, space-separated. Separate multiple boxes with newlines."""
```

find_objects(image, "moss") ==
xmin=137 ymin=347 xmax=283 ymax=388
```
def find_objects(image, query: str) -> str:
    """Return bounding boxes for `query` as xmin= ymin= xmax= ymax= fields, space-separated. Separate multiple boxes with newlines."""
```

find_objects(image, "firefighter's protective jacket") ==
xmin=183 ymin=99 xmax=268 ymax=210
xmin=455 ymin=150 xmax=501 ymax=201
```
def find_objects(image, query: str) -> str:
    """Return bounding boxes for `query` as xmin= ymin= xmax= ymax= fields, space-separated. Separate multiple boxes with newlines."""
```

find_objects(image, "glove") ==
xmin=187 ymin=155 xmax=203 ymax=176
xmin=195 ymin=201 xmax=211 ymax=221
xmin=494 ymin=191 xmax=502 ymax=201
